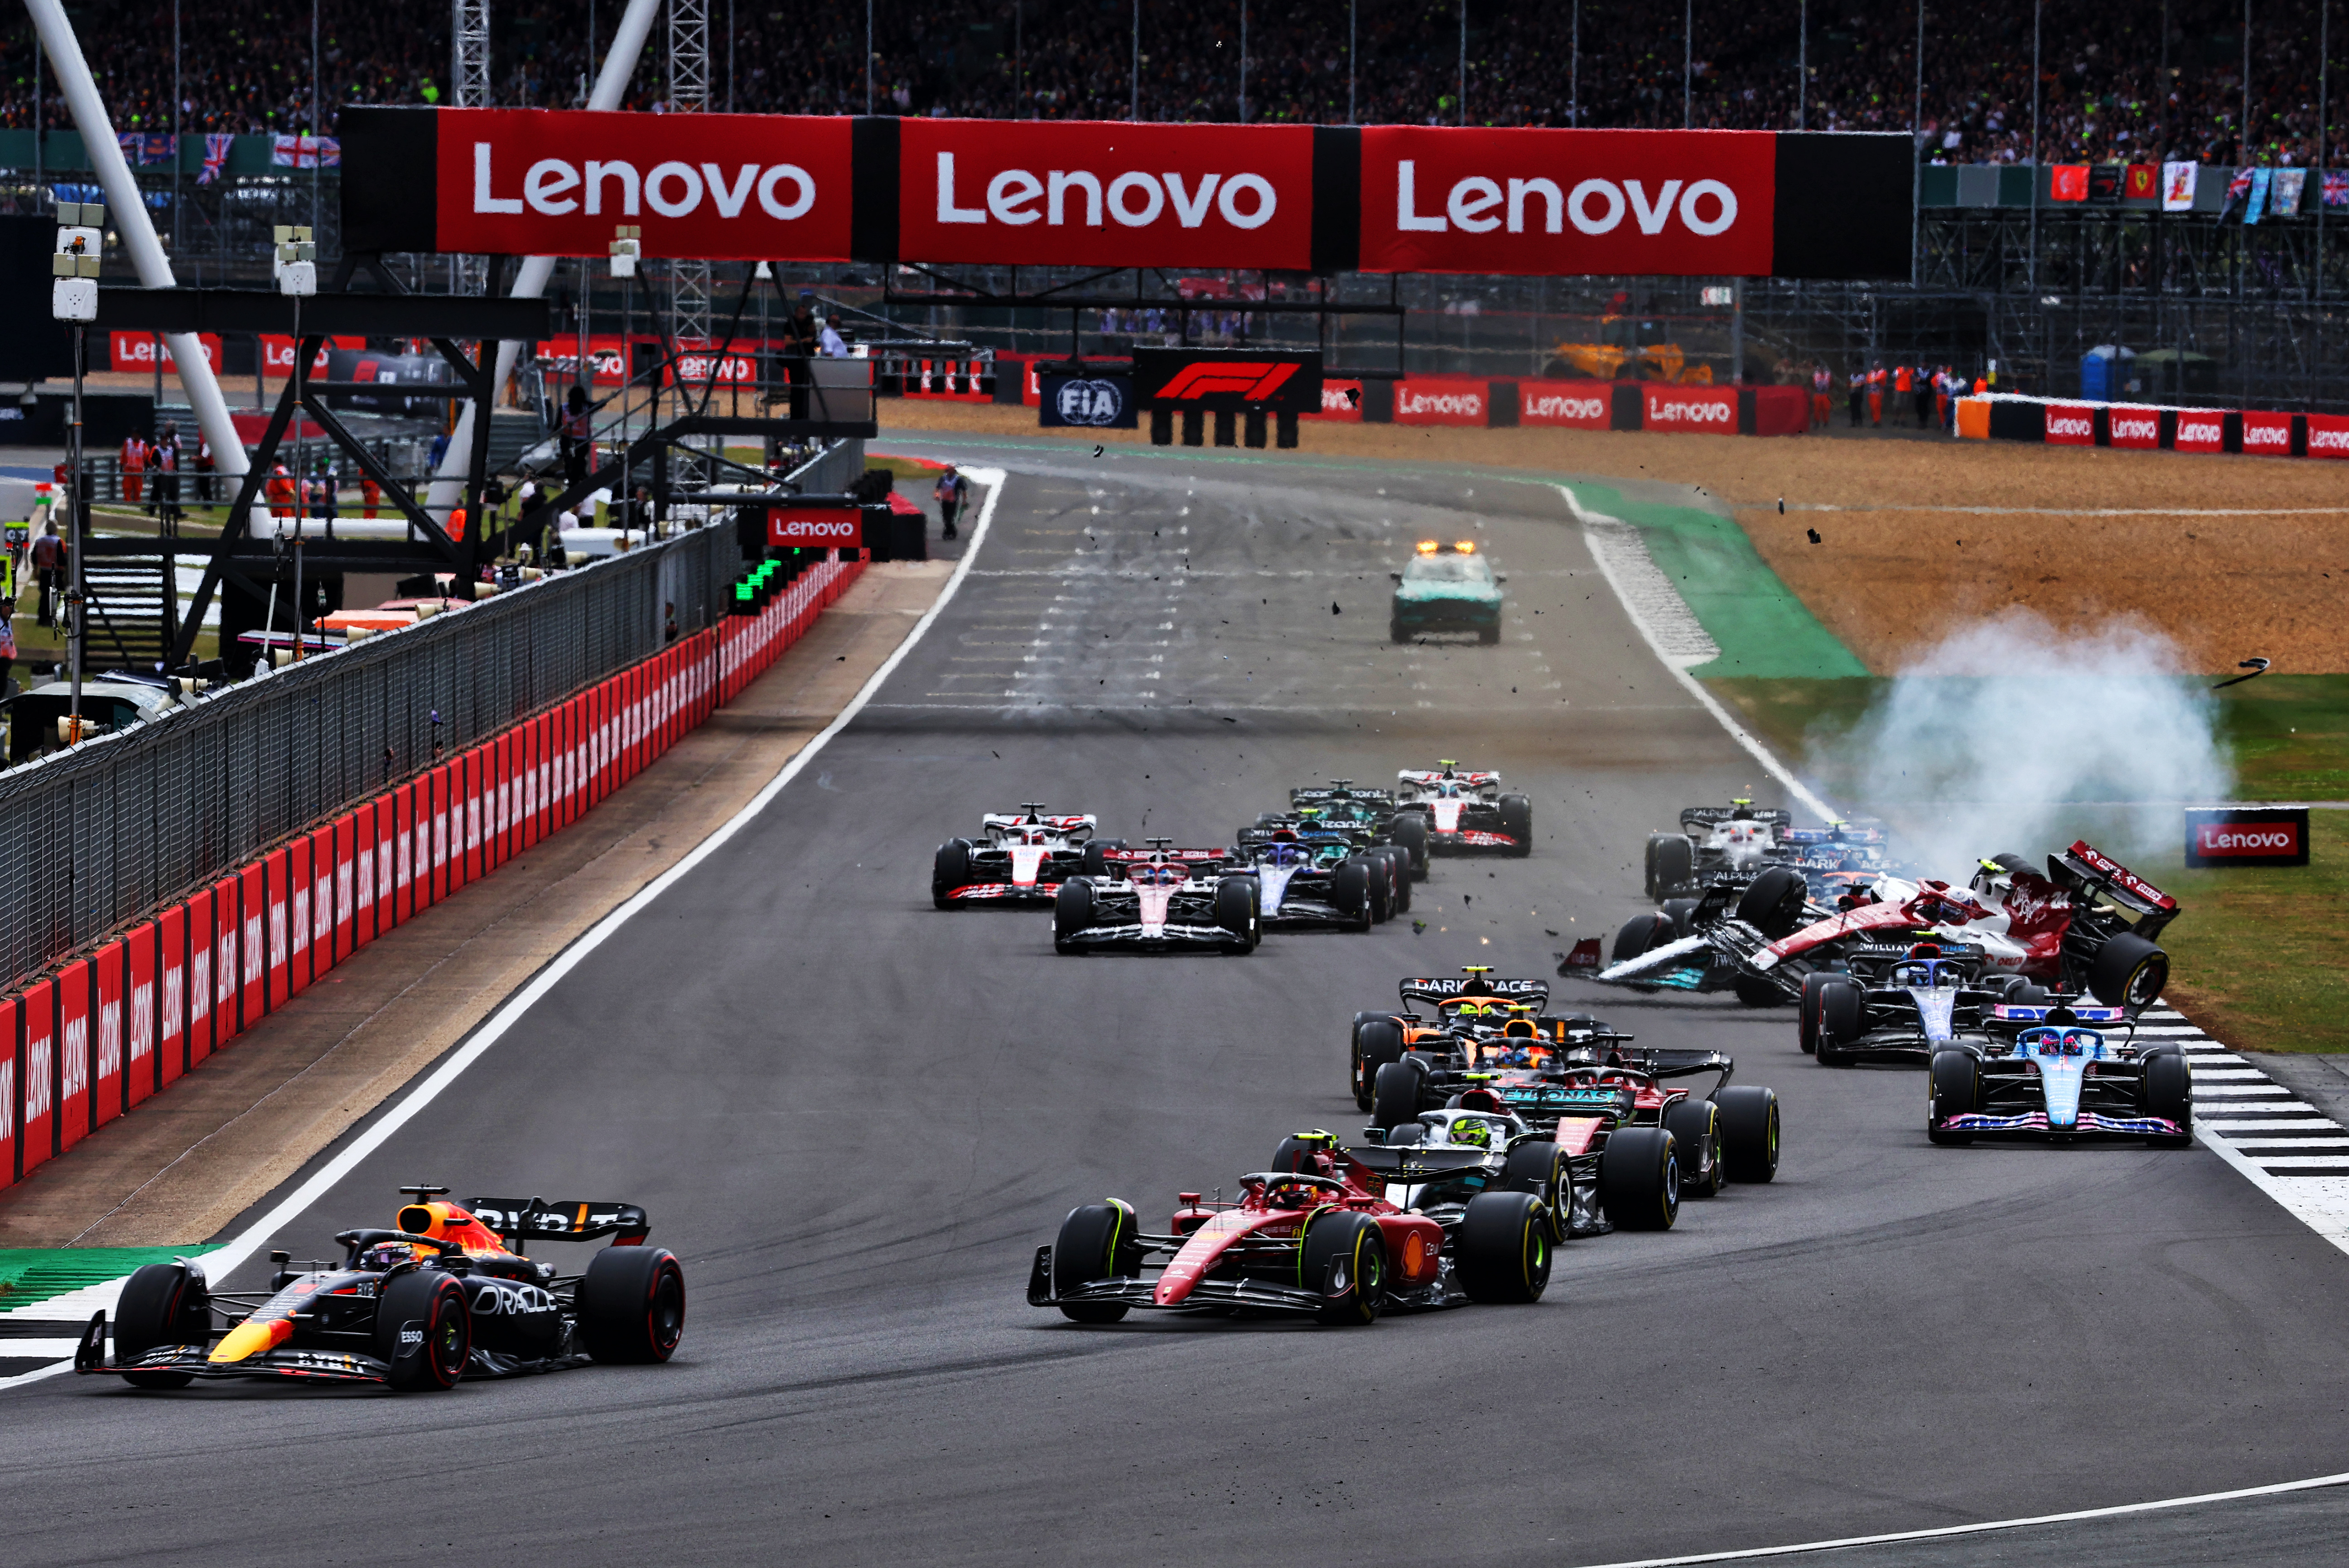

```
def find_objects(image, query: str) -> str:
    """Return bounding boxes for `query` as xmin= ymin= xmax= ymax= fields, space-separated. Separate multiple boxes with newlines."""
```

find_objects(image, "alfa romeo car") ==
xmin=1053 ymin=840 xmax=1260 ymax=955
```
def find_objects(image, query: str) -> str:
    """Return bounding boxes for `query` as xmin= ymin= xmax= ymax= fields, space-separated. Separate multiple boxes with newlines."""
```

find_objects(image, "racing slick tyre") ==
xmin=1333 ymin=859 xmax=1374 ymax=934
xmin=1052 ymin=1201 xmax=1143 ymax=1323
xmin=1354 ymin=1018 xmax=1406 ymax=1111
xmin=1814 ymin=979 xmax=1864 ymax=1066
xmin=376 ymin=1270 xmax=471 ymax=1390
xmin=2141 ymin=1050 xmax=2195 ymax=1147
xmin=1597 ymin=1126 xmax=1680 ymax=1232
xmin=1215 ymin=875 xmax=1260 ymax=954
xmin=1501 ymin=1140 xmax=1570 ymax=1242
xmin=1662 ymin=1100 xmax=1723 ymax=1199
xmin=1390 ymin=813 xmax=1430 ymax=878
xmin=1498 ymin=794 xmax=1534 ymax=856
xmin=1370 ymin=1060 xmax=1426 ymax=1133
xmin=1077 ymin=839 xmax=1127 ymax=878
xmin=1352 ymin=857 xmax=1394 ymax=925
xmin=1300 ymin=1211 xmax=1389 ymax=1326
xmin=1647 ymin=834 xmax=1695 ymax=899
xmin=2088 ymin=932 xmax=2169 ymax=1011
xmin=931 ymin=839 xmax=973 ymax=909
xmin=111 ymin=1262 xmax=209 ymax=1389
xmin=1993 ymin=976 xmax=2050 ymax=1004
xmin=580 ymin=1246 xmax=688 ymax=1364
xmin=1611 ymin=912 xmax=1674 ymax=965
xmin=1714 ymin=1086 xmax=1782 ymax=1182
xmin=1378 ymin=848 xmax=1413 ymax=912
xmin=1661 ymin=898 xmax=1700 ymax=942
xmin=1270 ymin=1134 xmax=1326 ymax=1174
xmin=1927 ymin=1048 xmax=1981 ymax=1145
xmin=1053 ymin=877 xmax=1096 ymax=955
xmin=1735 ymin=866 xmax=1809 ymax=940
xmin=1733 ymin=974 xmax=1786 ymax=1008
xmin=1798 ymin=971 xmax=1839 ymax=1054
xmin=1454 ymin=1191 xmax=1552 ymax=1304
xmin=1478 ymin=622 xmax=1502 ymax=645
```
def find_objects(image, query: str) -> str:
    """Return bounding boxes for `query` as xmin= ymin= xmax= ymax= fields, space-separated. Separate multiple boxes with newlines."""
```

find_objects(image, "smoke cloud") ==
xmin=1821 ymin=609 xmax=2233 ymax=882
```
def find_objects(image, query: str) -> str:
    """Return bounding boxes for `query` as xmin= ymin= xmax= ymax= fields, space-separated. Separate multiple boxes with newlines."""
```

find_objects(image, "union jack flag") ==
xmin=2326 ymin=171 xmax=2349 ymax=208
xmin=200 ymin=133 xmax=233 ymax=185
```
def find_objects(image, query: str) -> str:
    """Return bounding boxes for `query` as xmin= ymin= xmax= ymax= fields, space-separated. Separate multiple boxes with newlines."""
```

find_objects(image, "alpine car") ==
xmin=1027 ymin=1129 xmax=1554 ymax=1325
xmin=1394 ymin=762 xmax=1532 ymax=857
xmin=1572 ymin=842 xmax=2177 ymax=1012
xmin=74 ymin=1187 xmax=685 ymax=1391
xmin=1928 ymin=1001 xmax=2193 ymax=1147
xmin=1364 ymin=1026 xmax=1780 ymax=1227
xmin=1390 ymin=538 xmax=1504 ymax=644
xmin=1053 ymin=839 xmax=1261 ymax=955
xmin=934 ymin=805 xmax=1113 ymax=907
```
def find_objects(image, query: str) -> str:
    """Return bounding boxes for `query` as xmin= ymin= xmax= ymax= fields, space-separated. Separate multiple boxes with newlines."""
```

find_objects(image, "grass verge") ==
xmin=1707 ymin=673 xmax=2349 ymax=1053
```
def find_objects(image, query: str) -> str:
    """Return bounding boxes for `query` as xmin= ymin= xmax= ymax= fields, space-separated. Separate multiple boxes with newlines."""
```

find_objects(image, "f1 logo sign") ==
xmin=1133 ymin=347 xmax=1322 ymax=413
xmin=1150 ymin=362 xmax=1301 ymax=401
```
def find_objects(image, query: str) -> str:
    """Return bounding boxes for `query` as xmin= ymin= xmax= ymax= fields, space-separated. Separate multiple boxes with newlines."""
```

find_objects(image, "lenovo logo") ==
xmin=473 ymin=143 xmax=817 ymax=221
xmin=2310 ymin=425 xmax=2349 ymax=451
xmin=2110 ymin=415 xmax=2158 ymax=444
xmin=936 ymin=153 xmax=1277 ymax=231
xmin=1649 ymin=398 xmax=1733 ymax=424
xmin=2197 ymin=825 xmax=2297 ymax=853
xmin=2243 ymin=420 xmax=2291 ymax=450
xmin=1152 ymin=362 xmax=1302 ymax=401
xmin=1392 ymin=160 xmax=1738 ymax=236
xmin=1525 ymin=394 xmax=1605 ymax=420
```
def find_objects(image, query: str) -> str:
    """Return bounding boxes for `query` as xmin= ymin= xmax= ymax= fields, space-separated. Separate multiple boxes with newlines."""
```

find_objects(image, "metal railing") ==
xmin=0 ymin=434 xmax=859 ymax=994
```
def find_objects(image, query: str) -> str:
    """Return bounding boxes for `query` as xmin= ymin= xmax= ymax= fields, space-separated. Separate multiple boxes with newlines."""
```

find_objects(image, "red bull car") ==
xmin=73 ymin=1186 xmax=685 ymax=1391
xmin=1053 ymin=840 xmax=1260 ymax=955
xmin=1394 ymin=762 xmax=1532 ymax=856
xmin=1027 ymin=1129 xmax=1553 ymax=1325
xmin=934 ymin=804 xmax=1113 ymax=907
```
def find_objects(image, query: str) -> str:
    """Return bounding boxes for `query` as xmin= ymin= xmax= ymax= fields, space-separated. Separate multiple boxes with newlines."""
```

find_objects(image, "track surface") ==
xmin=9 ymin=441 xmax=2349 ymax=1567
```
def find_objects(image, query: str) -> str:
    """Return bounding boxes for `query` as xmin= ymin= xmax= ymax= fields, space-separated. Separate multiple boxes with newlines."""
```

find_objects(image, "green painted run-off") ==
xmin=1568 ymin=482 xmax=1871 ymax=680
xmin=0 ymin=1247 xmax=218 ymax=1311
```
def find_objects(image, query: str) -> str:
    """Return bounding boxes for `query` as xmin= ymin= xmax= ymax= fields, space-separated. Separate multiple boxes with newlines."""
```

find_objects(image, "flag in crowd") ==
xmin=2161 ymin=160 xmax=2198 ymax=212
xmin=2269 ymin=169 xmax=2306 ymax=219
xmin=199 ymin=133 xmax=233 ymax=185
xmin=2325 ymin=171 xmax=2349 ymax=208
xmin=116 ymin=132 xmax=177 ymax=165
xmin=269 ymin=134 xmax=339 ymax=169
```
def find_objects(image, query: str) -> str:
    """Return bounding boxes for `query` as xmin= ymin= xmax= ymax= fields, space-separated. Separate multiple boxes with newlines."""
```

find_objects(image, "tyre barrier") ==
xmin=0 ymin=551 xmax=865 ymax=1189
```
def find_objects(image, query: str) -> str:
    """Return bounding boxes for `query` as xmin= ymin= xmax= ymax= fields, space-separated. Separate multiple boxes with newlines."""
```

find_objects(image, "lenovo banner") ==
xmin=108 ymin=332 xmax=222 ymax=375
xmin=1518 ymin=386 xmax=1613 ymax=428
xmin=2186 ymin=807 xmax=2309 ymax=868
xmin=768 ymin=506 xmax=865 ymax=547
xmin=897 ymin=119 xmax=1316 ymax=269
xmin=1642 ymin=384 xmax=1739 ymax=433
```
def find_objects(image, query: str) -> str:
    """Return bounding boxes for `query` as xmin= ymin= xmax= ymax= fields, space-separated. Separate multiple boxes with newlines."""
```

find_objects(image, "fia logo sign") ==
xmin=1054 ymin=379 xmax=1127 ymax=427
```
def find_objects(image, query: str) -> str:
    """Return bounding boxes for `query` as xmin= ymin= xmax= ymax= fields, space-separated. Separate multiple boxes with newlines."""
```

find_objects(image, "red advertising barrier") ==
xmin=2308 ymin=414 xmax=2349 ymax=459
xmin=394 ymin=782 xmax=418 ymax=922
xmin=370 ymin=796 xmax=394 ymax=938
xmin=2242 ymin=410 xmax=2294 ymax=456
xmin=897 ymin=119 xmax=1316 ymax=271
xmin=109 ymin=331 xmax=224 ymax=375
xmin=2107 ymin=405 xmax=2162 ymax=449
xmin=56 ymin=958 xmax=90 ymax=1153
xmin=346 ymin=810 xmax=370 ymax=953
xmin=1518 ymin=385 xmax=1613 ymax=428
xmin=159 ymin=906 xmax=188 ymax=1086
xmin=310 ymin=825 xmax=337 ymax=974
xmin=1643 ymin=384 xmax=1739 ymax=434
xmin=1394 ymin=379 xmax=1490 ymax=426
xmin=22 ymin=981 xmax=53 ymax=1176
xmin=426 ymin=108 xmax=855 ymax=262
xmin=236 ymin=865 xmax=265 ymax=1032
xmin=185 ymin=888 xmax=215 ymax=1065
xmin=211 ymin=880 xmax=240 ymax=1048
xmin=92 ymin=940 xmax=124 ymax=1128
xmin=125 ymin=922 xmax=157 ymax=1106
xmin=281 ymin=840 xmax=309 ymax=1000
xmin=0 ymin=997 xmax=16 ymax=1189
xmin=1360 ymin=127 xmax=1775 ymax=277
xmin=1750 ymin=384 xmax=1809 ymax=435
xmin=429 ymin=765 xmax=452 ymax=903
xmin=2173 ymin=409 xmax=2228 ymax=453
xmin=2045 ymin=403 xmax=2097 ymax=445
xmin=1303 ymin=380 xmax=1364 ymax=421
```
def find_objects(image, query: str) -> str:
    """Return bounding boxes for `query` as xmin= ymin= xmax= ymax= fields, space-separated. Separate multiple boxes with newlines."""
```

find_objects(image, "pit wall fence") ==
xmin=1957 ymin=393 xmax=2349 ymax=458
xmin=0 ymin=505 xmax=867 ymax=1193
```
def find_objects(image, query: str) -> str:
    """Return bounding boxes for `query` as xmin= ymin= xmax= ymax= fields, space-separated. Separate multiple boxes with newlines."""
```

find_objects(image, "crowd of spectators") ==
xmin=3 ymin=0 xmax=2340 ymax=169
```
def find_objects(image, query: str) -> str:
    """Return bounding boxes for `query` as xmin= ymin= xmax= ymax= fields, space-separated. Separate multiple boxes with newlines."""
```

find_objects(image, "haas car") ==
xmin=1394 ymin=762 xmax=1533 ymax=857
xmin=1028 ymin=1129 xmax=1554 ymax=1326
xmin=1573 ymin=842 xmax=2177 ymax=1012
xmin=1928 ymin=1001 xmax=2194 ymax=1148
xmin=1054 ymin=839 xmax=1261 ymax=955
xmin=934 ymin=805 xmax=1112 ymax=907
xmin=75 ymin=1187 xmax=685 ymax=1391
xmin=1645 ymin=800 xmax=1896 ymax=902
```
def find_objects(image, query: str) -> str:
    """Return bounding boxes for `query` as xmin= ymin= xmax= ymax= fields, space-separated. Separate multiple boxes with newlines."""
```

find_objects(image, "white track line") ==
xmin=0 ymin=468 xmax=1009 ymax=1396
xmin=1574 ymin=1468 xmax=2349 ymax=1567
xmin=1559 ymin=484 xmax=1839 ymax=824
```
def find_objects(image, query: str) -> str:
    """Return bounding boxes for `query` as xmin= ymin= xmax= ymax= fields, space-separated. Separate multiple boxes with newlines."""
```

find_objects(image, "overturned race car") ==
xmin=75 ymin=1187 xmax=685 ymax=1390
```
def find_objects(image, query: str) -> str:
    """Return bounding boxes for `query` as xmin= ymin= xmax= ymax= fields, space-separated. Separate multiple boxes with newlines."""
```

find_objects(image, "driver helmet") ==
xmin=1730 ymin=798 xmax=1756 ymax=820
xmin=1969 ymin=858 xmax=2015 ymax=901
xmin=1444 ymin=1117 xmax=1494 ymax=1148
xmin=359 ymin=1240 xmax=422 ymax=1271
xmin=1479 ymin=1039 xmax=1533 ymax=1068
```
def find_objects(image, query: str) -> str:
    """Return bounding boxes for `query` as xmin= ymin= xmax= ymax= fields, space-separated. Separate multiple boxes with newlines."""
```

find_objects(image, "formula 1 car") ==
xmin=1363 ymin=1027 xmax=1780 ymax=1225
xmin=1283 ymin=779 xmax=1432 ymax=877
xmin=1394 ymin=762 xmax=1532 ymax=857
xmin=1225 ymin=830 xmax=1383 ymax=931
xmin=1572 ymin=842 xmax=2177 ymax=1012
xmin=1644 ymin=801 xmax=1896 ymax=901
xmin=1390 ymin=538 xmax=1504 ymax=644
xmin=1053 ymin=840 xmax=1260 ymax=955
xmin=1238 ymin=816 xmax=1411 ymax=918
xmin=74 ymin=1187 xmax=685 ymax=1390
xmin=1348 ymin=968 xmax=1558 ymax=1108
xmin=1927 ymin=1001 xmax=2194 ymax=1147
xmin=1027 ymin=1129 xmax=1553 ymax=1325
xmin=1800 ymin=945 xmax=2052 ymax=1064
xmin=934 ymin=805 xmax=1114 ymax=908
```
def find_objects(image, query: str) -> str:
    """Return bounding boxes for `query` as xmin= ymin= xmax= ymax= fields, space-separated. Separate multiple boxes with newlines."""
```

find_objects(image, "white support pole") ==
xmin=427 ymin=0 xmax=659 ymax=521
xmin=22 ymin=0 xmax=249 ymax=487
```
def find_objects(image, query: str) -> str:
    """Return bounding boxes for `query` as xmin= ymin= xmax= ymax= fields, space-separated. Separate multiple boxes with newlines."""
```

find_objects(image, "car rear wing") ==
xmin=1341 ymin=1144 xmax=1494 ymax=1176
xmin=1399 ymin=975 xmax=1549 ymax=1008
xmin=2050 ymin=840 xmax=2180 ymax=933
xmin=1290 ymin=786 xmax=1397 ymax=809
xmin=1592 ymin=1047 xmax=1736 ymax=1081
xmin=1101 ymin=847 xmax=1232 ymax=873
xmin=1681 ymin=806 xmax=1793 ymax=833
xmin=467 ymin=1197 xmax=651 ymax=1246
